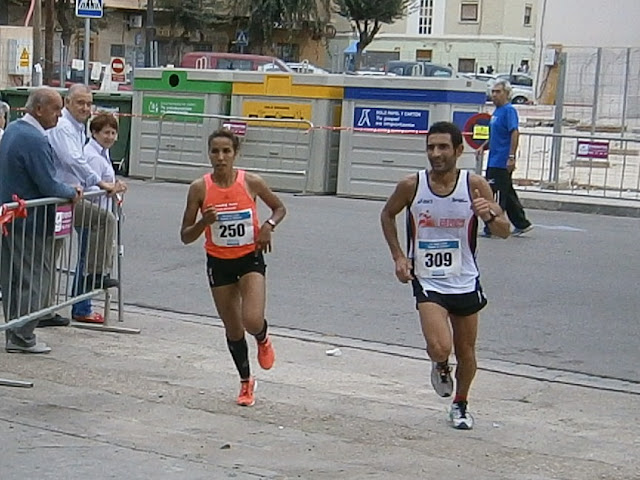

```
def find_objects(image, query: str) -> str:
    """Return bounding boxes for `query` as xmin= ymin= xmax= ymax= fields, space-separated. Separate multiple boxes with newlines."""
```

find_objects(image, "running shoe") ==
xmin=257 ymin=336 xmax=275 ymax=370
xmin=449 ymin=401 xmax=474 ymax=430
xmin=237 ymin=377 xmax=257 ymax=407
xmin=430 ymin=361 xmax=454 ymax=397
xmin=512 ymin=225 xmax=534 ymax=236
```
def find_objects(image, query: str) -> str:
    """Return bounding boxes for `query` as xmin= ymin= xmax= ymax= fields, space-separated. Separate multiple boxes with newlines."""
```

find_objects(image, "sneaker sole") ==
xmin=5 ymin=348 xmax=51 ymax=354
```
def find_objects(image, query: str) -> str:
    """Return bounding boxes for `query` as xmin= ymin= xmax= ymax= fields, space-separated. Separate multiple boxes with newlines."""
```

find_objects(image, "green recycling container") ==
xmin=1 ymin=87 xmax=133 ymax=175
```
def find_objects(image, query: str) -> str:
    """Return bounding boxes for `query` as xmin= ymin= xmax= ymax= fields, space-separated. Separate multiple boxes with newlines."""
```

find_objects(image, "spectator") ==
xmin=0 ymin=101 xmax=9 ymax=143
xmin=482 ymin=79 xmax=533 ymax=237
xmin=0 ymin=87 xmax=80 ymax=353
xmin=72 ymin=113 xmax=127 ymax=323
xmin=41 ymin=85 xmax=122 ymax=328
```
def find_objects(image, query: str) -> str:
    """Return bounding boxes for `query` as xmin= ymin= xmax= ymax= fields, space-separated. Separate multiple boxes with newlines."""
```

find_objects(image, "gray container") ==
xmin=336 ymin=76 xmax=487 ymax=199
xmin=229 ymin=71 xmax=344 ymax=194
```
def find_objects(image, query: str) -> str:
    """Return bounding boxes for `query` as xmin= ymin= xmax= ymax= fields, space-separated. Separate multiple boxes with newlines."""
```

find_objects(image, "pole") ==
xmin=32 ymin=0 xmax=42 ymax=85
xmin=550 ymin=52 xmax=567 ymax=185
xmin=620 ymin=48 xmax=631 ymax=138
xmin=590 ymin=48 xmax=603 ymax=138
xmin=84 ymin=18 xmax=90 ymax=85
xmin=145 ymin=0 xmax=155 ymax=67
xmin=44 ymin=0 xmax=54 ymax=83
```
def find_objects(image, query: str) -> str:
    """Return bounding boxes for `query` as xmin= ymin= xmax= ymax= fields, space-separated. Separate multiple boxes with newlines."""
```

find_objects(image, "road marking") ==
xmin=533 ymin=224 xmax=587 ymax=232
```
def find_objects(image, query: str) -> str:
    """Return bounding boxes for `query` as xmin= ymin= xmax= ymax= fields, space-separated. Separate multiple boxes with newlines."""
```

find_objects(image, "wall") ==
xmin=0 ymin=26 xmax=33 ymax=89
xmin=540 ymin=0 xmax=640 ymax=47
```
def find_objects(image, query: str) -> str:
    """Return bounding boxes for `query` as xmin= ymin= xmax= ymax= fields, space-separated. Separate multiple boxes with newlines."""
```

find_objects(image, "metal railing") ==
xmin=1 ymin=190 xmax=137 ymax=388
xmin=151 ymin=112 xmax=315 ymax=193
xmin=513 ymin=130 xmax=640 ymax=199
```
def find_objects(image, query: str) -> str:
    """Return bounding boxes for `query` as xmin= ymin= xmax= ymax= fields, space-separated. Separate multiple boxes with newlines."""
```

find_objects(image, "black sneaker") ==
xmin=449 ymin=401 xmax=474 ymax=430
xmin=37 ymin=314 xmax=71 ymax=328
xmin=430 ymin=361 xmax=453 ymax=397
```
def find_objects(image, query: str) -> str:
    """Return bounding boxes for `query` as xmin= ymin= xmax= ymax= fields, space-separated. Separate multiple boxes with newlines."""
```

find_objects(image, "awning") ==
xmin=343 ymin=41 xmax=359 ymax=54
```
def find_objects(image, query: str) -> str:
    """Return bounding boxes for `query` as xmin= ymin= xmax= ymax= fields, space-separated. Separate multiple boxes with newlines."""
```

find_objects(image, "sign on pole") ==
xmin=76 ymin=0 xmax=104 ymax=18
xmin=110 ymin=57 xmax=126 ymax=83
xmin=234 ymin=30 xmax=249 ymax=47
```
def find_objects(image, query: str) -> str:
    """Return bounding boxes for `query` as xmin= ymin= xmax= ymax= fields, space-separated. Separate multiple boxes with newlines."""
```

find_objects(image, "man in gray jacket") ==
xmin=0 ymin=87 xmax=80 ymax=353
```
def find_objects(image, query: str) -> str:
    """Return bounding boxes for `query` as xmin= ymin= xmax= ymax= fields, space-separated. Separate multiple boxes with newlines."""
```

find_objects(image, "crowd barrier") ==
xmin=516 ymin=131 xmax=640 ymax=199
xmin=0 ymin=190 xmax=137 ymax=388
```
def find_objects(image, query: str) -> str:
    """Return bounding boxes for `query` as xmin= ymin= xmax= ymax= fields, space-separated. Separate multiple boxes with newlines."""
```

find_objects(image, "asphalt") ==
xmin=1 ymin=304 xmax=639 ymax=480
xmin=1 ymin=190 xmax=639 ymax=479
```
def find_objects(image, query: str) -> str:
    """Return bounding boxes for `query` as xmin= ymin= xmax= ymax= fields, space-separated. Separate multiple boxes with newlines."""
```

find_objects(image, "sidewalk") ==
xmin=1 ymin=306 xmax=638 ymax=480
xmin=518 ymin=189 xmax=640 ymax=218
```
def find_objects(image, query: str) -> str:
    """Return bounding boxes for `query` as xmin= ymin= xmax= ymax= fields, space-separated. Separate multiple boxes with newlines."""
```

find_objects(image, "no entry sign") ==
xmin=463 ymin=112 xmax=492 ymax=150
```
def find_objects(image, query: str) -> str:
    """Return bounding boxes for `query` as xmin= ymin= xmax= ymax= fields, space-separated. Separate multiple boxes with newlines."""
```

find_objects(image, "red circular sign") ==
xmin=463 ymin=112 xmax=492 ymax=150
xmin=111 ymin=58 xmax=125 ymax=74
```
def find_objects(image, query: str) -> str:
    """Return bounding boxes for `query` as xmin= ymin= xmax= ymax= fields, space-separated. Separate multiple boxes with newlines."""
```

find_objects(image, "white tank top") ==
xmin=407 ymin=169 xmax=480 ymax=294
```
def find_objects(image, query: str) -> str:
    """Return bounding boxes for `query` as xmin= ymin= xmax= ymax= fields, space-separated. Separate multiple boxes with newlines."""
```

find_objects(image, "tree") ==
xmin=334 ymin=0 xmax=414 ymax=70
xmin=157 ymin=0 xmax=229 ymax=63
xmin=230 ymin=0 xmax=330 ymax=54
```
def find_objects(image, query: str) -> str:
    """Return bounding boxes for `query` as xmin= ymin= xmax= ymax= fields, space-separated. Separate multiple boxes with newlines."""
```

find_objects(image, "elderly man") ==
xmin=482 ymin=79 xmax=533 ymax=238
xmin=41 ymin=84 xmax=123 ymax=327
xmin=0 ymin=88 xmax=80 ymax=353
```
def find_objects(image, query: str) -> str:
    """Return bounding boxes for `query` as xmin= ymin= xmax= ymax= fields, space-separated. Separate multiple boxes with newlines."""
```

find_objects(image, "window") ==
xmin=460 ymin=2 xmax=479 ymax=22
xmin=457 ymin=58 xmax=476 ymax=73
xmin=418 ymin=0 xmax=434 ymax=35
xmin=416 ymin=49 xmax=432 ymax=61
xmin=110 ymin=44 xmax=125 ymax=57
xmin=524 ymin=4 xmax=532 ymax=26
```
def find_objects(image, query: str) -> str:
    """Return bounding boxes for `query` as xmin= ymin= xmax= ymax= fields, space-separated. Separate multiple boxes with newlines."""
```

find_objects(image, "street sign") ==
xmin=110 ymin=57 xmax=126 ymax=83
xmin=234 ymin=30 xmax=249 ymax=47
xmin=576 ymin=140 xmax=609 ymax=159
xmin=76 ymin=0 xmax=103 ymax=19
xmin=353 ymin=107 xmax=429 ymax=131
xmin=463 ymin=112 xmax=492 ymax=150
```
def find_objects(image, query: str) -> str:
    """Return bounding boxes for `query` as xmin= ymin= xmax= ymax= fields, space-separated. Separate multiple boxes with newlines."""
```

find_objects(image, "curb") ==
xmin=518 ymin=192 xmax=640 ymax=218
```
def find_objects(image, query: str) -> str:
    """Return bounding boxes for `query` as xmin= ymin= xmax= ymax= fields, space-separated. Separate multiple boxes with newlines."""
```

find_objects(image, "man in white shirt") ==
xmin=43 ymin=85 xmax=122 ymax=327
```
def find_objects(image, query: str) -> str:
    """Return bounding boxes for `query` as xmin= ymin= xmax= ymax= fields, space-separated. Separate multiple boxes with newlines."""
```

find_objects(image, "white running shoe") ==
xmin=449 ymin=401 xmax=474 ymax=430
xmin=430 ymin=361 xmax=454 ymax=397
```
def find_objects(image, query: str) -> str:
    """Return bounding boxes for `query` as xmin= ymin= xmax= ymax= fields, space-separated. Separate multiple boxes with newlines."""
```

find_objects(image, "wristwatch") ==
xmin=485 ymin=210 xmax=498 ymax=224
xmin=266 ymin=219 xmax=277 ymax=229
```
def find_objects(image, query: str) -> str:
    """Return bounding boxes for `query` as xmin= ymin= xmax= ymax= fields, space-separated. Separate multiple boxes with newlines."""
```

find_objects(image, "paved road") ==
xmin=121 ymin=180 xmax=640 ymax=383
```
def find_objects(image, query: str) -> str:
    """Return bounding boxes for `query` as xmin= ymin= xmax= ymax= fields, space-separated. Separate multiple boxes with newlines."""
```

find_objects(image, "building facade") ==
xmin=328 ymin=0 xmax=539 ymax=74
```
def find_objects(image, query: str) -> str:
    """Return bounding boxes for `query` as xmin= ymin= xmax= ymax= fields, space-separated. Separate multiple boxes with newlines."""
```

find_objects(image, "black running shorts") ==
xmin=412 ymin=279 xmax=487 ymax=317
xmin=206 ymin=251 xmax=266 ymax=288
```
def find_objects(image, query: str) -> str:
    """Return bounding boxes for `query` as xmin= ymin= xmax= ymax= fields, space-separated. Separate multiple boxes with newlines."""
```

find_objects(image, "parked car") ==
xmin=385 ymin=61 xmax=454 ymax=78
xmin=460 ymin=72 xmax=496 ymax=83
xmin=181 ymin=52 xmax=292 ymax=72
xmin=286 ymin=62 xmax=328 ymax=74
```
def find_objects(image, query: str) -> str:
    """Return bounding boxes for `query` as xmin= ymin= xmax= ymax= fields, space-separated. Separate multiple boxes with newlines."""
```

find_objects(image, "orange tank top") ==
xmin=203 ymin=169 xmax=260 ymax=259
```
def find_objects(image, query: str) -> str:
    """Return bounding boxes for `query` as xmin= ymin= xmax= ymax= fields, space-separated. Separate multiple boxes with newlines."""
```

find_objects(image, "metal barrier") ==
xmin=514 ymin=131 xmax=640 ymax=199
xmin=0 ymin=190 xmax=138 ymax=388
xmin=151 ymin=112 xmax=315 ymax=193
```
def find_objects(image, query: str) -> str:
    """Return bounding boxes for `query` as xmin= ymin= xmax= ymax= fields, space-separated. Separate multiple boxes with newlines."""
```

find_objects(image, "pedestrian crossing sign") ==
xmin=76 ymin=0 xmax=103 ymax=19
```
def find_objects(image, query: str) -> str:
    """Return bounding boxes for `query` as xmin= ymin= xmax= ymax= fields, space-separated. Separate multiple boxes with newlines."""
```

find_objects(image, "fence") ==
xmin=512 ymin=130 xmax=640 ymax=199
xmin=0 ymin=191 xmax=136 ymax=388
xmin=151 ymin=113 xmax=315 ymax=193
xmin=554 ymin=47 xmax=640 ymax=132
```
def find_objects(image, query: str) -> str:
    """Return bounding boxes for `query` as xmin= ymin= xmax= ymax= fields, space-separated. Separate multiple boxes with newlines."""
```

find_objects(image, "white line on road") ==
xmin=533 ymin=224 xmax=587 ymax=232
